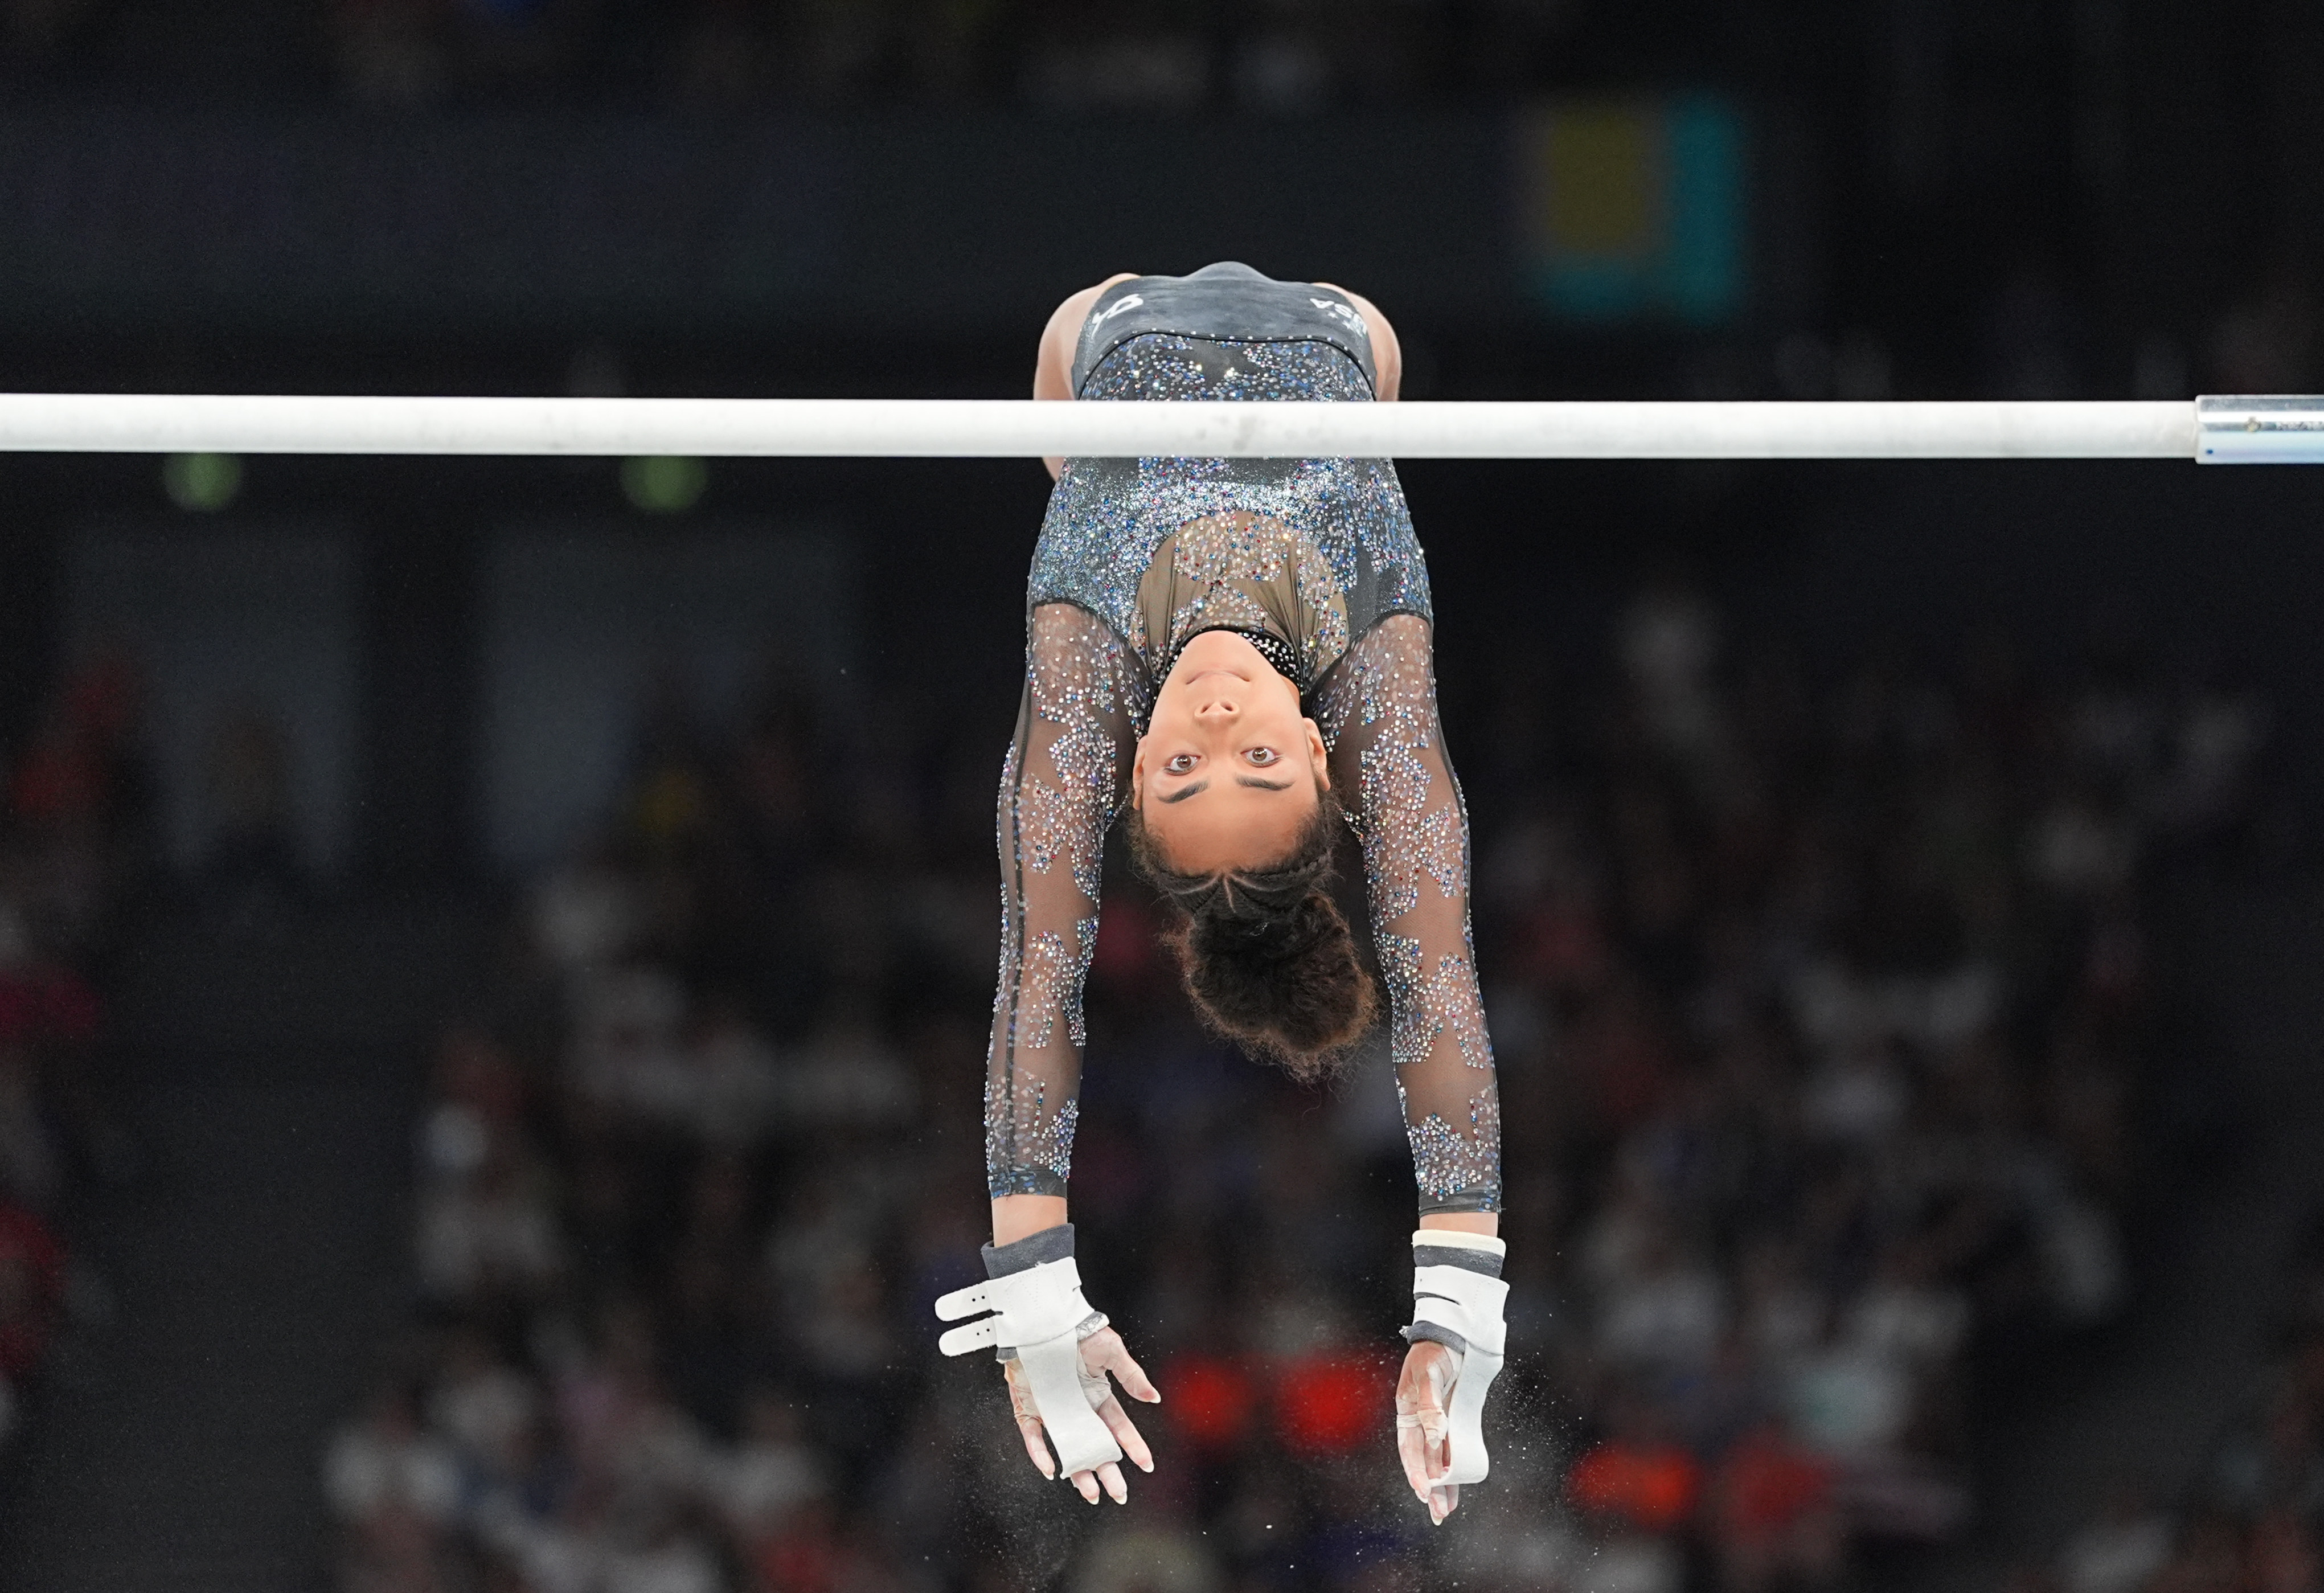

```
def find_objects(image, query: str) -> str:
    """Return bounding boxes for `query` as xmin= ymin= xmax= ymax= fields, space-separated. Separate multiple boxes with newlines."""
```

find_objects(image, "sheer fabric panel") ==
xmin=1318 ymin=615 xmax=1503 ymax=1214
xmin=985 ymin=604 xmax=1146 ymax=1198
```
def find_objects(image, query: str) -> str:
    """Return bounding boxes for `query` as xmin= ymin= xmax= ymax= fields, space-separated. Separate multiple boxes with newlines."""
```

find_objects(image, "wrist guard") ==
xmin=1401 ymin=1230 xmax=1509 ymax=1486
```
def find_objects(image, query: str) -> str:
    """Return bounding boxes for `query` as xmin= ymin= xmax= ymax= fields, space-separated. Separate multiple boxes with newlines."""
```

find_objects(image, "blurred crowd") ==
xmin=1435 ymin=589 xmax=2264 ymax=1592
xmin=2039 ymin=1221 xmax=2324 ymax=1593
xmin=0 ymin=655 xmax=153 ymax=1457
xmin=0 ymin=0 xmax=1577 ymax=110
xmin=327 ymin=586 xmax=2270 ymax=1593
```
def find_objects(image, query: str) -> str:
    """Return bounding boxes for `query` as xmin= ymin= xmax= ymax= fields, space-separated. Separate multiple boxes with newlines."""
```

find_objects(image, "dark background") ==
xmin=0 ymin=3 xmax=2321 ymax=1592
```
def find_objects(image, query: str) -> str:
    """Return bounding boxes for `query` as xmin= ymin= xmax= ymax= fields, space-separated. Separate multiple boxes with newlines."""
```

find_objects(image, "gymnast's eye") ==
xmin=1245 ymin=747 xmax=1280 ymax=767
xmin=1165 ymin=753 xmax=1198 ymax=775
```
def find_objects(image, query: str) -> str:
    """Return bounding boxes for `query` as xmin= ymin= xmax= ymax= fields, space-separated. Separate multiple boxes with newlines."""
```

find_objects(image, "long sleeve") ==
xmin=1317 ymin=615 xmax=1502 ymax=1214
xmin=985 ymin=604 xmax=1146 ymax=1199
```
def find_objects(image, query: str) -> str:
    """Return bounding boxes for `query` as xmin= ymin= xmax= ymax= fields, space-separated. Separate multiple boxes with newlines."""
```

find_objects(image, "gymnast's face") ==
xmin=1132 ymin=630 xmax=1328 ymax=875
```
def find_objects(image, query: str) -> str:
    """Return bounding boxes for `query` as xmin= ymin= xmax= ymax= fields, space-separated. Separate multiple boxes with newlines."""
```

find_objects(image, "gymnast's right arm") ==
xmin=1034 ymin=274 xmax=1138 ymax=478
xmin=953 ymin=602 xmax=1158 ymax=1505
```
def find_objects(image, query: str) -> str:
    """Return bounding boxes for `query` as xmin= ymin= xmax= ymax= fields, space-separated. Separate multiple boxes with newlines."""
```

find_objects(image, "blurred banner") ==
xmin=1515 ymin=96 xmax=1747 ymax=326
xmin=0 ymin=106 xmax=1770 ymax=339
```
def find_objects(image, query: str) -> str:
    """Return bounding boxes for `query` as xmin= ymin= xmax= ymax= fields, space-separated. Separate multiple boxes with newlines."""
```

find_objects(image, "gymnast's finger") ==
xmin=1096 ymin=1394 xmax=1154 ymax=1473
xmin=1099 ymin=1338 xmax=1161 ymax=1403
xmin=1015 ymin=1410 xmax=1058 ymax=1479
xmin=1397 ymin=1414 xmax=1436 ymax=1501
xmin=1396 ymin=1367 xmax=1449 ymax=1480
xmin=1071 ymin=1467 xmax=1102 ymax=1505
xmin=1426 ymin=1479 xmax=1458 ymax=1525
xmin=1096 ymin=1460 xmax=1129 ymax=1504
xmin=1421 ymin=1411 xmax=1456 ymax=1522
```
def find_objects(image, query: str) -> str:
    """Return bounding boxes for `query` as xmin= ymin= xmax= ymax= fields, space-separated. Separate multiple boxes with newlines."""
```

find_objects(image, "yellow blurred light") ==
xmin=1535 ymin=103 xmax=1665 ymax=260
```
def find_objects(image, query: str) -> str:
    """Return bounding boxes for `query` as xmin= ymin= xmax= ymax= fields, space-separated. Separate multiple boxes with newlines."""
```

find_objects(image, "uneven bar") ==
xmin=0 ymin=394 xmax=2250 ymax=460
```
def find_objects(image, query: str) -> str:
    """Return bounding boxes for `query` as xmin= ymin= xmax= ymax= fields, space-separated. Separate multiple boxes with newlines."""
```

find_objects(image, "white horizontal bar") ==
xmin=0 ymin=392 xmax=2247 ymax=460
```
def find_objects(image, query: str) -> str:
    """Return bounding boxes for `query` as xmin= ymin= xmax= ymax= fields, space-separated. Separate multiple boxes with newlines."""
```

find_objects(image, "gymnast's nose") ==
xmin=1193 ymin=689 xmax=1240 ymax=720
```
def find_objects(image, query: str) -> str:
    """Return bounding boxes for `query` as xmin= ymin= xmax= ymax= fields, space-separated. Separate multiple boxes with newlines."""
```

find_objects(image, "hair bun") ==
xmin=1191 ymin=893 xmax=1333 ymax=963
xmin=1127 ymin=796 xmax=1379 ymax=1084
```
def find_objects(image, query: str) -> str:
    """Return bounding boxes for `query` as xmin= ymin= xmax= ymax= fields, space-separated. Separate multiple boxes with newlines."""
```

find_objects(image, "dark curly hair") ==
xmin=1124 ymin=785 xmax=1378 ymax=1083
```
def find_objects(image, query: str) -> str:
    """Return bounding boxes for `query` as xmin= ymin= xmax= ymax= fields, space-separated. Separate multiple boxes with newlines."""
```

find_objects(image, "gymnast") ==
xmin=932 ymin=263 xmax=1505 ymax=1525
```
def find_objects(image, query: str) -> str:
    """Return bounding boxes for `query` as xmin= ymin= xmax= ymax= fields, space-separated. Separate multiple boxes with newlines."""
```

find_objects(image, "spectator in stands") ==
xmin=0 ymin=1199 xmax=64 ymax=1444
xmin=196 ymin=710 xmax=310 ymax=924
xmin=326 ymin=1381 xmax=464 ymax=1592
xmin=0 ymin=657 xmax=149 ymax=1459
xmin=1711 ymin=1419 xmax=1841 ymax=1593
xmin=2060 ymin=1476 xmax=2174 ymax=1593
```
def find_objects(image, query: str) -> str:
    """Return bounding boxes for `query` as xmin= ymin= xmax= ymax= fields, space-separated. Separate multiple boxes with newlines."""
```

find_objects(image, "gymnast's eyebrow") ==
xmin=1158 ymin=781 xmax=1209 ymax=804
xmin=1235 ymin=777 xmax=1294 ymax=791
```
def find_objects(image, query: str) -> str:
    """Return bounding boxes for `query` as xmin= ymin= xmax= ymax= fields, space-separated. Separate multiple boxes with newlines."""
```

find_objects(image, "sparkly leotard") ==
xmin=986 ymin=263 xmax=1502 ymax=1215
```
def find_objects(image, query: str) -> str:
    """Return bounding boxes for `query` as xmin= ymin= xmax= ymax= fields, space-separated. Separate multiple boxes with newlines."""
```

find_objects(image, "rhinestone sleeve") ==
xmin=1316 ymin=615 xmax=1502 ymax=1215
xmin=986 ymin=603 xmax=1146 ymax=1199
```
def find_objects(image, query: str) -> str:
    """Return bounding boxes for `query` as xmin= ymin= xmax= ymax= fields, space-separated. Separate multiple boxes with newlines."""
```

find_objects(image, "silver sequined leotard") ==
xmin=986 ymin=262 xmax=1502 ymax=1215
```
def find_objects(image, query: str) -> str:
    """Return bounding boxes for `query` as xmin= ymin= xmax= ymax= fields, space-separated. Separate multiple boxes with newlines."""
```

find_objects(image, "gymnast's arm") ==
xmin=1034 ymin=275 xmax=1139 ymax=482
xmin=986 ymin=603 xmax=1141 ymax=1240
xmin=1320 ymin=614 xmax=1501 ymax=1234
xmin=983 ymin=604 xmax=1161 ymax=1502
xmin=1320 ymin=613 xmax=1502 ymax=1521
xmin=1311 ymin=285 xmax=1403 ymax=400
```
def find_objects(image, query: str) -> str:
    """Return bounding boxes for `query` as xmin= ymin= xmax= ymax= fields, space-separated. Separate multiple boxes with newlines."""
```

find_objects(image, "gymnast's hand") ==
xmin=1003 ymin=1325 xmax=1160 ymax=1504
xmin=1395 ymin=1338 xmax=1461 ymax=1524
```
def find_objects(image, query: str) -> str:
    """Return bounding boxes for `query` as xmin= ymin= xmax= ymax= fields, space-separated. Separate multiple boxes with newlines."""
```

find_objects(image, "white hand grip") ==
xmin=1412 ymin=1266 xmax=1509 ymax=1354
xmin=933 ymin=1281 xmax=993 ymax=1322
xmin=1438 ymin=1342 xmax=1503 ymax=1486
xmin=937 ymin=1317 xmax=1002 ymax=1356
xmin=1019 ymin=1334 xmax=1124 ymax=1476
xmin=933 ymin=1253 xmax=1124 ymax=1478
xmin=932 ymin=1258 xmax=1092 ymax=1353
xmin=1411 ymin=1264 xmax=1510 ymax=1487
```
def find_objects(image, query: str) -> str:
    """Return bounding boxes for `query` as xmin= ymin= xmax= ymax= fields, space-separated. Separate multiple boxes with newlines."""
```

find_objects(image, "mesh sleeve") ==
xmin=1316 ymin=615 xmax=1503 ymax=1215
xmin=985 ymin=604 xmax=1145 ymax=1199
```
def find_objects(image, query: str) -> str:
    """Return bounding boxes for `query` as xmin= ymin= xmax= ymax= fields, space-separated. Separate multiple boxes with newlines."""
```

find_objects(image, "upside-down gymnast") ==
xmin=932 ymin=263 xmax=1506 ymax=1525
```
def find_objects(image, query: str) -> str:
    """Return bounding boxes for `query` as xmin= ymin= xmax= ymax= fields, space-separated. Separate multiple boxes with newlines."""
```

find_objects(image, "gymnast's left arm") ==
xmin=1318 ymin=613 xmax=1506 ymax=1524
xmin=952 ymin=603 xmax=1159 ymax=1506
